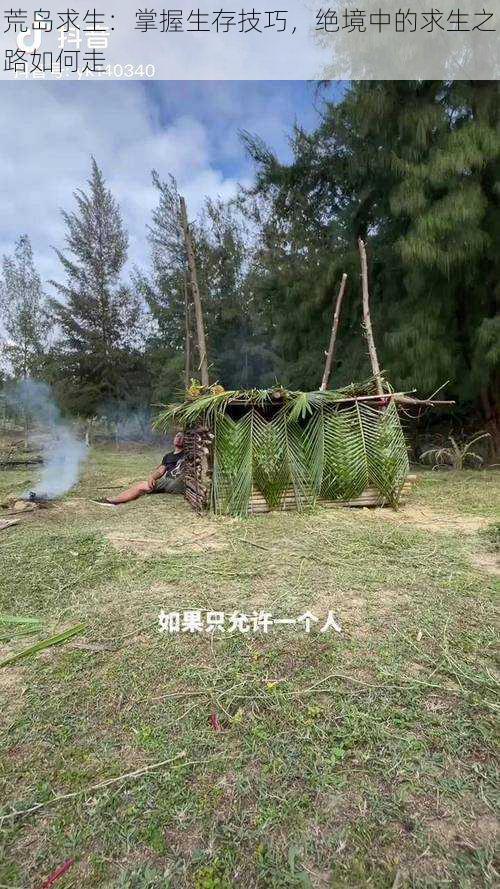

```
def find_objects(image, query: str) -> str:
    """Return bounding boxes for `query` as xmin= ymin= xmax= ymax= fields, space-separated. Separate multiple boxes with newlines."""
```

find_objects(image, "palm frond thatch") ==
xmin=153 ymin=375 xmax=391 ymax=431
xmin=155 ymin=378 xmax=409 ymax=517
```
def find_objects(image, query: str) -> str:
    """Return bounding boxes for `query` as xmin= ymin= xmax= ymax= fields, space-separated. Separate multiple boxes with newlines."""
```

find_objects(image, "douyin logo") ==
xmin=17 ymin=28 xmax=43 ymax=52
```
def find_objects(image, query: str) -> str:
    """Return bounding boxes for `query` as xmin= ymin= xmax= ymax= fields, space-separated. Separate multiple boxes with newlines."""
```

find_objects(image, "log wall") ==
xmin=247 ymin=477 xmax=417 ymax=515
xmin=182 ymin=426 xmax=213 ymax=512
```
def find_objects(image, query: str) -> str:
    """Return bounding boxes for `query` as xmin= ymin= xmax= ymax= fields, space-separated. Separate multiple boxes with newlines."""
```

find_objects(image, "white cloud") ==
xmin=0 ymin=83 xmax=246 ymax=291
xmin=0 ymin=80 xmax=330 ymax=305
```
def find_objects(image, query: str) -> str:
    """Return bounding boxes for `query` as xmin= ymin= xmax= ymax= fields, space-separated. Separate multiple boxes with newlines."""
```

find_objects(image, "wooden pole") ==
xmin=179 ymin=196 xmax=209 ymax=388
xmin=320 ymin=272 xmax=348 ymax=391
xmin=183 ymin=272 xmax=191 ymax=390
xmin=358 ymin=238 xmax=383 ymax=396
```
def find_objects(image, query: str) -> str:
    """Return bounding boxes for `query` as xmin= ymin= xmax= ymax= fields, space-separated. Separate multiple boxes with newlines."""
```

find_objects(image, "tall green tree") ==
xmin=196 ymin=196 xmax=276 ymax=387
xmin=134 ymin=173 xmax=187 ymax=403
xmin=50 ymin=158 xmax=144 ymax=413
xmin=244 ymin=81 xmax=500 ymax=450
xmin=0 ymin=234 xmax=49 ymax=379
xmin=138 ymin=173 xmax=275 ymax=402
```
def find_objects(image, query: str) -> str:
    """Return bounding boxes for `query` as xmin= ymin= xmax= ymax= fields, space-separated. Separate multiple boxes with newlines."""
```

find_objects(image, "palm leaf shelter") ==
xmin=154 ymin=202 xmax=451 ymax=518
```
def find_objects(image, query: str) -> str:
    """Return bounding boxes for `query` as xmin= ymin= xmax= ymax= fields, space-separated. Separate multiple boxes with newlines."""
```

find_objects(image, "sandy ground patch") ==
xmin=470 ymin=551 xmax=500 ymax=577
xmin=426 ymin=811 xmax=499 ymax=847
xmin=0 ymin=665 xmax=27 ymax=725
xmin=105 ymin=525 xmax=228 ymax=556
xmin=372 ymin=503 xmax=492 ymax=534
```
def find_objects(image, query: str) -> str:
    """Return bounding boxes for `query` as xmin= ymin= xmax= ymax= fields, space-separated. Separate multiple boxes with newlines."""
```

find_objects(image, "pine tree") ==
xmin=244 ymin=81 xmax=500 ymax=451
xmin=0 ymin=234 xmax=48 ymax=378
xmin=140 ymin=173 xmax=275 ymax=399
xmin=136 ymin=172 xmax=188 ymax=403
xmin=196 ymin=197 xmax=275 ymax=387
xmin=50 ymin=158 xmax=143 ymax=413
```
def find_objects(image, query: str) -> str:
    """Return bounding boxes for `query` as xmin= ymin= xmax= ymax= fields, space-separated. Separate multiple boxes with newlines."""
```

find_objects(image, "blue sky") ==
xmin=145 ymin=81 xmax=341 ymax=177
xmin=0 ymin=81 xmax=343 ymax=288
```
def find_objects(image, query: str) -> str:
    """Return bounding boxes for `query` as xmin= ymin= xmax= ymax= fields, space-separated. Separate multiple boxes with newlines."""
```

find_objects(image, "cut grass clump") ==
xmin=0 ymin=530 xmax=136 ymax=617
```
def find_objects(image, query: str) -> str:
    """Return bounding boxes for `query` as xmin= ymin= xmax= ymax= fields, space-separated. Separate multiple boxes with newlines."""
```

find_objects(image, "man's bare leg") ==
xmin=106 ymin=480 xmax=152 ymax=504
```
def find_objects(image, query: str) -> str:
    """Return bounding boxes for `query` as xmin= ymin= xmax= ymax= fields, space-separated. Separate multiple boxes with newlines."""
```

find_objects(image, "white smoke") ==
xmin=34 ymin=423 xmax=88 ymax=499
xmin=7 ymin=379 xmax=88 ymax=499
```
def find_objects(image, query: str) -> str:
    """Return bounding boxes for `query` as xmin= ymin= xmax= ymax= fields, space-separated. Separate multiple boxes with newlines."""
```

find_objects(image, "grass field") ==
xmin=0 ymin=447 xmax=498 ymax=888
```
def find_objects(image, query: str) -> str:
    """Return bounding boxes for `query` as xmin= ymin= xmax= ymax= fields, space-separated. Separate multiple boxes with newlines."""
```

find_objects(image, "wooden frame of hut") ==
xmin=158 ymin=380 xmax=417 ymax=516
xmin=156 ymin=204 xmax=451 ymax=518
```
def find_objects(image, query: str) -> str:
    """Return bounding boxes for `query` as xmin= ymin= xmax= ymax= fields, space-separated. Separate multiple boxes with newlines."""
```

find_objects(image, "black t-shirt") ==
xmin=161 ymin=452 xmax=182 ymax=475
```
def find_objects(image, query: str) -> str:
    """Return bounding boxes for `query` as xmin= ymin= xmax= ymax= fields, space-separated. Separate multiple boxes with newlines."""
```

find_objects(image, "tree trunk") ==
xmin=358 ymin=238 xmax=383 ymax=396
xmin=179 ymin=196 xmax=209 ymax=388
xmin=21 ymin=366 xmax=29 ymax=451
xmin=184 ymin=273 xmax=192 ymax=390
xmin=320 ymin=273 xmax=347 ymax=391
xmin=480 ymin=383 xmax=500 ymax=461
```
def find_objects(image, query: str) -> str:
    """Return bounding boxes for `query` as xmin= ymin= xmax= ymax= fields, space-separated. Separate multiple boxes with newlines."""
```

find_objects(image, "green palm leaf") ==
xmin=0 ymin=624 xmax=85 ymax=668
xmin=359 ymin=401 xmax=409 ymax=505
xmin=311 ymin=405 xmax=367 ymax=500
xmin=211 ymin=407 xmax=317 ymax=516
xmin=273 ymin=407 xmax=314 ymax=511
xmin=212 ymin=411 xmax=253 ymax=516
xmin=303 ymin=407 xmax=325 ymax=496
xmin=252 ymin=411 xmax=291 ymax=509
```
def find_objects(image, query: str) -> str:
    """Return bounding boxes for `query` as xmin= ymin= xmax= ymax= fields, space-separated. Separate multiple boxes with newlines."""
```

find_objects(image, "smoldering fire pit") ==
xmin=1 ymin=491 xmax=56 ymax=513
xmin=26 ymin=491 xmax=52 ymax=503
xmin=22 ymin=492 xmax=54 ymax=509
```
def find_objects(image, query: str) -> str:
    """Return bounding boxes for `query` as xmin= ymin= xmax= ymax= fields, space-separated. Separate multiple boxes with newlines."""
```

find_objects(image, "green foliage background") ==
xmin=147 ymin=81 xmax=500 ymax=452
xmin=1 ymin=81 xmax=498 ymax=451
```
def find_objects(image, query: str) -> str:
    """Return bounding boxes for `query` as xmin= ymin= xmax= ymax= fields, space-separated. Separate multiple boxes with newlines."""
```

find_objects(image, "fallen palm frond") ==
xmin=0 ymin=622 xmax=85 ymax=668
xmin=0 ymin=614 xmax=42 ymax=628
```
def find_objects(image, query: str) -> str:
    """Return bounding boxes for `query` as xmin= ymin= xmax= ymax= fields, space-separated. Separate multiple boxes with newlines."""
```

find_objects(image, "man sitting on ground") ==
xmin=101 ymin=432 xmax=185 ymax=505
